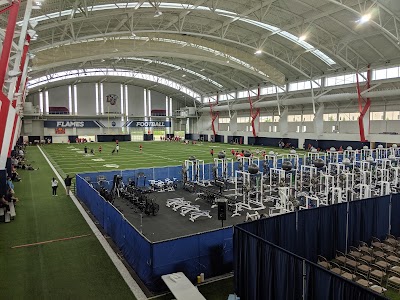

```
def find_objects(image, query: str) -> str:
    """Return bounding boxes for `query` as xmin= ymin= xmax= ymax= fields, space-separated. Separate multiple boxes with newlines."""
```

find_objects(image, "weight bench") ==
xmin=172 ymin=201 xmax=192 ymax=211
xmin=180 ymin=205 xmax=200 ymax=216
xmin=166 ymin=198 xmax=185 ymax=207
xmin=161 ymin=272 xmax=206 ymax=300
xmin=189 ymin=210 xmax=212 ymax=222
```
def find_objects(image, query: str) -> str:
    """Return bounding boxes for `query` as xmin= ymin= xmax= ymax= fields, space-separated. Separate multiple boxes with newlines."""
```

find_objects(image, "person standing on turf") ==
xmin=98 ymin=145 xmax=102 ymax=153
xmin=139 ymin=144 xmax=143 ymax=152
xmin=210 ymin=148 xmax=214 ymax=157
xmin=64 ymin=175 xmax=72 ymax=196
xmin=84 ymin=145 xmax=88 ymax=154
xmin=51 ymin=177 xmax=58 ymax=196
xmin=116 ymin=144 xmax=119 ymax=154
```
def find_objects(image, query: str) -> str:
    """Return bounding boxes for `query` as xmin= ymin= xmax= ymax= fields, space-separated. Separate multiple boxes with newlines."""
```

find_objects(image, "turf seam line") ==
xmin=37 ymin=145 xmax=147 ymax=300
xmin=11 ymin=234 xmax=91 ymax=249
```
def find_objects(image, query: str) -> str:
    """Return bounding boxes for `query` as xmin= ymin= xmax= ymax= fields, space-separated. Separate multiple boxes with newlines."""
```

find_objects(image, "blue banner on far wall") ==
xmin=127 ymin=120 xmax=171 ymax=128
xmin=44 ymin=120 xmax=103 ymax=128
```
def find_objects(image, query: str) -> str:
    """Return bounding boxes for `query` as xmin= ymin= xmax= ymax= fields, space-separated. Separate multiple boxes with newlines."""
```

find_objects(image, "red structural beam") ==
xmin=0 ymin=1 xmax=21 ymax=156
xmin=209 ymin=99 xmax=219 ymax=136
xmin=249 ymin=86 xmax=260 ymax=137
xmin=356 ymin=65 xmax=372 ymax=142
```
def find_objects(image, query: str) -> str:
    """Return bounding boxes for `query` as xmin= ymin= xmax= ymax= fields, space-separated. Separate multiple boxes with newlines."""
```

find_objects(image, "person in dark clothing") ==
xmin=64 ymin=175 xmax=73 ymax=196
xmin=84 ymin=146 xmax=88 ymax=154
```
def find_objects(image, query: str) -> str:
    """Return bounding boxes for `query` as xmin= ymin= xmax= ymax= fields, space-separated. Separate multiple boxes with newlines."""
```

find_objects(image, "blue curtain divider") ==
xmin=76 ymin=174 xmax=234 ymax=292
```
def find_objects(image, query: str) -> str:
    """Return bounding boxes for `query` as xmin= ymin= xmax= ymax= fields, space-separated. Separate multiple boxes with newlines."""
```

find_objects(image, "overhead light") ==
xmin=299 ymin=35 xmax=307 ymax=41
xmin=254 ymin=49 xmax=262 ymax=55
xmin=200 ymin=69 xmax=205 ymax=71
xmin=358 ymin=14 xmax=371 ymax=24
xmin=131 ymin=32 xmax=136 ymax=37
xmin=100 ymin=59 xmax=105 ymax=62
xmin=154 ymin=10 xmax=162 ymax=17
xmin=226 ymin=60 xmax=230 ymax=63
xmin=27 ymin=29 xmax=36 ymax=37
xmin=29 ymin=20 xmax=38 ymax=28
xmin=182 ymin=74 xmax=186 ymax=77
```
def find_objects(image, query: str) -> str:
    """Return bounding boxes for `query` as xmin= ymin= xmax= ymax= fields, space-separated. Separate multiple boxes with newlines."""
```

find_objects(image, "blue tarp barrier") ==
xmin=76 ymin=171 xmax=233 ymax=292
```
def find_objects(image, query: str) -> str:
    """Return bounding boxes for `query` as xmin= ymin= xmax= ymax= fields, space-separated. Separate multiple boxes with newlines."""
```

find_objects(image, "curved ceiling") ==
xmin=8 ymin=0 xmax=400 ymax=102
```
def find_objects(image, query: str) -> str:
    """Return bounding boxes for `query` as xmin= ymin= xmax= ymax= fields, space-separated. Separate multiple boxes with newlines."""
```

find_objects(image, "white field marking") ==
xmin=77 ymin=151 xmax=85 ymax=154
xmin=84 ymin=154 xmax=94 ymax=157
xmin=37 ymin=146 xmax=147 ymax=300
xmin=92 ymin=158 xmax=105 ymax=162
xmin=103 ymin=164 xmax=120 ymax=168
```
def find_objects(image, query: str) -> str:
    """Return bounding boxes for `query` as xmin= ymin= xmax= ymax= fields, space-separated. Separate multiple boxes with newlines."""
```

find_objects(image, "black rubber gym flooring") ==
xmin=112 ymin=184 xmax=272 ymax=242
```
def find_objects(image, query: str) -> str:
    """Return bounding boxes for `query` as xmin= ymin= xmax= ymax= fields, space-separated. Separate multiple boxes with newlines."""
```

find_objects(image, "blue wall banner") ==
xmin=44 ymin=120 xmax=102 ymax=128
xmin=127 ymin=121 xmax=171 ymax=128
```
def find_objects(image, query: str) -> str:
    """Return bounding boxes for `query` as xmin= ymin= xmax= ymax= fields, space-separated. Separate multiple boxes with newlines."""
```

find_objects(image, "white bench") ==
xmin=161 ymin=272 xmax=206 ymax=300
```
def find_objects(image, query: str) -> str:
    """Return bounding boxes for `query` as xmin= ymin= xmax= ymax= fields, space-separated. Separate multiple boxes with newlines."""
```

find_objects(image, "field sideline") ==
xmin=41 ymin=141 xmax=306 ymax=177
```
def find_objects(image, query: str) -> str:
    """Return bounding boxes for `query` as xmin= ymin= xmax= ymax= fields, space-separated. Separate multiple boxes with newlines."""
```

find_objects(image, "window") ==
xmin=370 ymin=112 xmax=384 ymax=120
xmin=288 ymin=115 xmax=301 ymax=122
xmin=385 ymin=111 xmax=400 ymax=120
xmin=325 ymin=72 xmax=366 ymax=87
xmin=323 ymin=113 xmax=337 ymax=121
xmin=273 ymin=125 xmax=277 ymax=132
xmin=296 ymin=125 xmax=300 ymax=133
xmin=288 ymin=79 xmax=321 ymax=92
xmin=302 ymin=114 xmax=314 ymax=122
xmin=273 ymin=115 xmax=280 ymax=122
xmin=259 ymin=116 xmax=273 ymax=122
xmin=372 ymin=66 xmax=400 ymax=81
xmin=219 ymin=117 xmax=230 ymax=123
xmin=302 ymin=125 xmax=307 ymax=133
xmin=237 ymin=117 xmax=250 ymax=123
xmin=339 ymin=113 xmax=359 ymax=121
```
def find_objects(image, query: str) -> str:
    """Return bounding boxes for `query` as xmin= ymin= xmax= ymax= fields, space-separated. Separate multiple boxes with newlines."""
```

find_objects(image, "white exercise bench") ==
xmin=180 ymin=205 xmax=200 ymax=216
xmin=166 ymin=198 xmax=185 ymax=207
xmin=189 ymin=210 xmax=212 ymax=222
xmin=161 ymin=272 xmax=206 ymax=300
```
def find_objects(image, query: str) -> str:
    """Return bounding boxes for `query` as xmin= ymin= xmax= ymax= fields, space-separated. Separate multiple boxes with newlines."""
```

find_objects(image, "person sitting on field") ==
xmin=90 ymin=148 xmax=94 ymax=155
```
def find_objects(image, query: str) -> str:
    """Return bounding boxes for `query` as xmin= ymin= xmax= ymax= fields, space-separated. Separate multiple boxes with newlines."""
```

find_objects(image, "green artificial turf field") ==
xmin=0 ymin=146 xmax=135 ymax=299
xmin=41 ymin=141 xmax=305 ymax=177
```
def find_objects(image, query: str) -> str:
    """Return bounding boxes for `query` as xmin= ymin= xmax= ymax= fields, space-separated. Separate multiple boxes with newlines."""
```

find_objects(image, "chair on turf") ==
xmin=370 ymin=264 xmax=386 ymax=286
xmin=356 ymin=274 xmax=371 ymax=288
xmin=355 ymin=259 xmax=372 ymax=279
xmin=372 ymin=237 xmax=385 ymax=249
xmin=317 ymin=255 xmax=331 ymax=269
xmin=387 ymin=271 xmax=400 ymax=292
xmin=340 ymin=267 xmax=356 ymax=281
xmin=330 ymin=262 xmax=342 ymax=275
xmin=372 ymin=246 xmax=386 ymax=260
xmin=349 ymin=246 xmax=362 ymax=259
xmin=335 ymin=250 xmax=347 ymax=266
xmin=375 ymin=257 xmax=391 ymax=272
xmin=385 ymin=250 xmax=400 ymax=266
xmin=385 ymin=234 xmax=400 ymax=248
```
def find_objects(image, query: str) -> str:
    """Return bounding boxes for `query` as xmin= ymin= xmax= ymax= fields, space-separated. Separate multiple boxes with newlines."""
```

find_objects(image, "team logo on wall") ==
xmin=106 ymin=94 xmax=118 ymax=105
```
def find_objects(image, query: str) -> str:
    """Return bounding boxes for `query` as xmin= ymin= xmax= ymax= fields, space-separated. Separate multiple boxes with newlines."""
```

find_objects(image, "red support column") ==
xmin=0 ymin=1 xmax=21 ymax=156
xmin=8 ymin=34 xmax=30 ymax=155
xmin=209 ymin=100 xmax=219 ymax=136
xmin=356 ymin=66 xmax=372 ymax=142
xmin=249 ymin=87 xmax=260 ymax=137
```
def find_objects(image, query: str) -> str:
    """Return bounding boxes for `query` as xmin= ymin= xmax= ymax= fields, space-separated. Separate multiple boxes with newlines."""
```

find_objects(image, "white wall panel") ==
xmin=77 ymin=83 xmax=97 ymax=115
xmin=127 ymin=85 xmax=144 ymax=117
xmin=48 ymin=86 xmax=69 ymax=109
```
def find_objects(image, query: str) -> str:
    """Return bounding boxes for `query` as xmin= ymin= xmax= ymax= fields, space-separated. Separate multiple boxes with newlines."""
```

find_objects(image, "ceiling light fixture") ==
xmin=254 ymin=49 xmax=262 ymax=55
xmin=182 ymin=74 xmax=186 ymax=77
xmin=358 ymin=14 xmax=371 ymax=24
xmin=154 ymin=10 xmax=162 ymax=17
xmin=299 ymin=35 xmax=307 ymax=41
